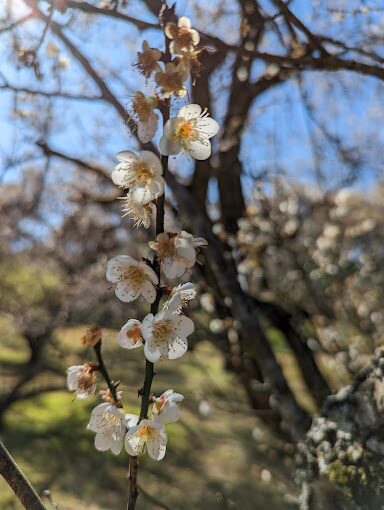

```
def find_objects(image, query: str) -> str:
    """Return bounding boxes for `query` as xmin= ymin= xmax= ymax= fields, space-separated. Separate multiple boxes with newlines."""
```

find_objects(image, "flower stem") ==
xmin=127 ymin=17 xmax=171 ymax=510
xmin=93 ymin=341 xmax=120 ymax=405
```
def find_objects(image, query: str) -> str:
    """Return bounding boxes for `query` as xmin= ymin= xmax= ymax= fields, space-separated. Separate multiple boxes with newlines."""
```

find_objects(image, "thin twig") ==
xmin=0 ymin=440 xmax=47 ymax=510
xmin=93 ymin=341 xmax=120 ymax=404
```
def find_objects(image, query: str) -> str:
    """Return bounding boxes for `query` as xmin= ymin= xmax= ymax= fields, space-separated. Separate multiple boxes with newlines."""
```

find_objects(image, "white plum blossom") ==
xmin=118 ymin=319 xmax=143 ymax=349
xmin=149 ymin=231 xmax=207 ymax=279
xmin=136 ymin=40 xmax=162 ymax=79
xmin=142 ymin=307 xmax=194 ymax=362
xmin=106 ymin=255 xmax=158 ymax=303
xmin=119 ymin=193 xmax=154 ymax=229
xmin=132 ymin=92 xmax=158 ymax=143
xmin=125 ymin=418 xmax=167 ymax=461
xmin=155 ymin=62 xmax=189 ymax=98
xmin=67 ymin=364 xmax=97 ymax=399
xmin=87 ymin=403 xmax=126 ymax=455
xmin=159 ymin=104 xmax=219 ymax=160
xmin=112 ymin=151 xmax=164 ymax=204
xmin=152 ymin=389 xmax=184 ymax=424
xmin=165 ymin=17 xmax=200 ymax=56
xmin=165 ymin=282 xmax=196 ymax=313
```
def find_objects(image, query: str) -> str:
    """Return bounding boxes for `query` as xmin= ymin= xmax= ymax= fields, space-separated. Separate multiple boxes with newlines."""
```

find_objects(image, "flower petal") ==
xmin=178 ymin=104 xmax=201 ymax=120
xmin=125 ymin=430 xmax=144 ymax=456
xmin=159 ymin=402 xmax=180 ymax=424
xmin=162 ymin=257 xmax=185 ymax=279
xmin=141 ymin=263 xmax=159 ymax=285
xmin=159 ymin=135 xmax=181 ymax=156
xmin=140 ymin=150 xmax=162 ymax=175
xmin=115 ymin=281 xmax=141 ymax=303
xmin=138 ymin=114 xmax=158 ymax=144
xmin=195 ymin=117 xmax=219 ymax=138
xmin=147 ymin=427 xmax=167 ymax=461
xmin=186 ymin=138 xmax=211 ymax=160
xmin=173 ymin=314 xmax=195 ymax=337
xmin=144 ymin=338 xmax=161 ymax=363
xmin=141 ymin=313 xmax=154 ymax=342
xmin=178 ymin=17 xmax=191 ymax=29
xmin=106 ymin=255 xmax=135 ymax=283
xmin=118 ymin=319 xmax=143 ymax=349
xmin=110 ymin=437 xmax=124 ymax=455
xmin=116 ymin=150 xmax=137 ymax=163
xmin=165 ymin=336 xmax=188 ymax=359
xmin=141 ymin=279 xmax=157 ymax=304
xmin=87 ymin=403 xmax=110 ymax=431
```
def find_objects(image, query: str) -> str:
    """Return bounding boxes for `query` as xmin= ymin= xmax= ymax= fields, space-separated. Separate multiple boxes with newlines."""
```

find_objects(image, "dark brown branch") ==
xmin=272 ymin=0 xmax=326 ymax=53
xmin=0 ymin=82 xmax=102 ymax=101
xmin=63 ymin=0 xmax=158 ymax=30
xmin=25 ymin=0 xmax=128 ymax=120
xmin=127 ymin=8 xmax=174 ymax=509
xmin=0 ymin=13 xmax=33 ymax=34
xmin=0 ymin=440 xmax=47 ymax=510
xmin=36 ymin=141 xmax=111 ymax=180
xmin=93 ymin=341 xmax=120 ymax=404
xmin=23 ymin=0 xmax=384 ymax=94
xmin=166 ymin=171 xmax=311 ymax=439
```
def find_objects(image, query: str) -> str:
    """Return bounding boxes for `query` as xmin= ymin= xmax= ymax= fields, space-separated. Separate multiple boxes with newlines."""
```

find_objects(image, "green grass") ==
xmin=0 ymin=325 xmax=298 ymax=510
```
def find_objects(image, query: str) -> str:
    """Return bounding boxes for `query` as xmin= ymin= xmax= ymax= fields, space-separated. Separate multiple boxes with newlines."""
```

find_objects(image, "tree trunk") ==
xmin=296 ymin=351 xmax=384 ymax=509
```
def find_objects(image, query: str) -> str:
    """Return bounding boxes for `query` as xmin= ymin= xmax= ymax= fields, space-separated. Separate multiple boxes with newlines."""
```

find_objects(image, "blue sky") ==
xmin=0 ymin=0 xmax=383 ymax=207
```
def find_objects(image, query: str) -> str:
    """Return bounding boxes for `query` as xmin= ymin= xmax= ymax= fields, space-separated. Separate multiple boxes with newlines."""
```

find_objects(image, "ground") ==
xmin=0 ymin=322 xmax=312 ymax=510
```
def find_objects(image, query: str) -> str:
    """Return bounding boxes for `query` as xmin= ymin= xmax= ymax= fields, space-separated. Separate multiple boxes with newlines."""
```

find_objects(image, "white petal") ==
xmin=147 ymin=428 xmax=167 ymax=460
xmin=195 ymin=117 xmax=219 ymax=138
xmin=116 ymin=150 xmax=138 ymax=163
xmin=144 ymin=338 xmax=161 ymax=363
xmin=67 ymin=366 xmax=82 ymax=390
xmin=192 ymin=237 xmax=208 ymax=247
xmin=111 ymin=164 xmax=131 ymax=187
xmin=178 ymin=16 xmax=191 ymax=29
xmin=106 ymin=255 xmax=135 ymax=283
xmin=141 ymin=313 xmax=154 ymax=342
xmin=164 ymin=336 xmax=188 ymax=360
xmin=110 ymin=437 xmax=124 ymax=455
xmin=95 ymin=431 xmax=112 ymax=452
xmin=178 ymin=104 xmax=201 ymax=120
xmin=87 ymin=403 xmax=110 ymax=431
xmin=166 ymin=293 xmax=182 ymax=313
xmin=160 ymin=402 xmax=180 ymax=423
xmin=131 ymin=185 xmax=155 ymax=204
xmin=125 ymin=431 xmax=143 ymax=456
xmin=159 ymin=135 xmax=181 ymax=156
xmin=173 ymin=314 xmax=195 ymax=337
xmin=162 ymin=257 xmax=186 ymax=279
xmin=115 ymin=281 xmax=141 ymax=303
xmin=141 ymin=279 xmax=157 ymax=304
xmin=125 ymin=414 xmax=139 ymax=427
xmin=191 ymin=29 xmax=200 ymax=46
xmin=176 ymin=244 xmax=196 ymax=266
xmin=131 ymin=179 xmax=164 ymax=204
xmin=118 ymin=319 xmax=143 ymax=349
xmin=141 ymin=263 xmax=159 ymax=285
xmin=138 ymin=114 xmax=158 ymax=144
xmin=186 ymin=138 xmax=211 ymax=160
xmin=140 ymin=150 xmax=162 ymax=175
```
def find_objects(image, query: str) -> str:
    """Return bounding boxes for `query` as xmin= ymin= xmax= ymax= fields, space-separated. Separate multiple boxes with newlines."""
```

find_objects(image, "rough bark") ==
xmin=167 ymin=171 xmax=311 ymax=439
xmin=0 ymin=440 xmax=47 ymax=510
xmin=296 ymin=351 xmax=384 ymax=509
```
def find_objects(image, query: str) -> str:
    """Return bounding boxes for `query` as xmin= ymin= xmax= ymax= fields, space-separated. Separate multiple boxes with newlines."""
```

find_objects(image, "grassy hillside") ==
xmin=0 ymin=325 xmax=300 ymax=510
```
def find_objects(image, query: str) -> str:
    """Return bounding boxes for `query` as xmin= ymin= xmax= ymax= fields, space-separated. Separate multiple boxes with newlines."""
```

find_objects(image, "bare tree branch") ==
xmin=0 ymin=440 xmax=47 ymax=510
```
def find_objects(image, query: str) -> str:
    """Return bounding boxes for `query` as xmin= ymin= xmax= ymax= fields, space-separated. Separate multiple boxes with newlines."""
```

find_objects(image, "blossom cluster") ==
xmin=66 ymin=14 xmax=219 ymax=465
xmin=235 ymin=182 xmax=384 ymax=374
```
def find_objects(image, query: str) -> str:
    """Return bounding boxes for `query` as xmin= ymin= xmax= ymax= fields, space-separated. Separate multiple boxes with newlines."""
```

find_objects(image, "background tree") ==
xmin=1 ymin=0 xmax=384 ymax=508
